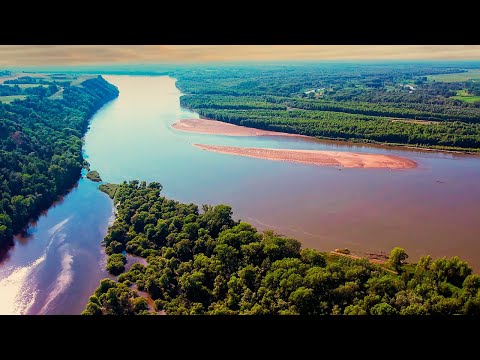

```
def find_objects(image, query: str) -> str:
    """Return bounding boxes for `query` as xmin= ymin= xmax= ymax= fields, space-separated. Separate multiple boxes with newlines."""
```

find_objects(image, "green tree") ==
xmin=106 ymin=254 xmax=127 ymax=275
xmin=370 ymin=302 xmax=397 ymax=315
xmin=389 ymin=247 xmax=408 ymax=271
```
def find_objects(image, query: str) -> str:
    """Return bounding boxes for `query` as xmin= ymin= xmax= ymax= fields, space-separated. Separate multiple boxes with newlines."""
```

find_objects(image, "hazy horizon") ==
xmin=1 ymin=45 xmax=480 ymax=68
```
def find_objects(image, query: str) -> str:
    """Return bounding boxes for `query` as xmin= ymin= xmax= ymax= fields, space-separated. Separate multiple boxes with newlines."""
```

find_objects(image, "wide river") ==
xmin=2 ymin=75 xmax=480 ymax=314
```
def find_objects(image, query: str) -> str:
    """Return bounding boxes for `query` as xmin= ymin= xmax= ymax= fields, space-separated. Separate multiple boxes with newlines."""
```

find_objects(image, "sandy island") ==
xmin=172 ymin=118 xmax=307 ymax=138
xmin=194 ymin=144 xmax=417 ymax=169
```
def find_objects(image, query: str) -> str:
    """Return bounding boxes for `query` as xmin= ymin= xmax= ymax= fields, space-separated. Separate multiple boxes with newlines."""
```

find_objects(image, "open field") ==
xmin=1 ymin=73 xmax=96 ymax=87
xmin=391 ymin=118 xmax=440 ymax=125
xmin=0 ymin=95 xmax=27 ymax=103
xmin=452 ymin=95 xmax=480 ymax=103
xmin=48 ymin=88 xmax=64 ymax=100
xmin=0 ymin=73 xmax=49 ymax=84
xmin=99 ymin=183 xmax=120 ymax=199
xmin=71 ymin=75 xmax=96 ymax=87
xmin=2 ymin=83 xmax=50 ymax=89
xmin=427 ymin=69 xmax=480 ymax=82
xmin=451 ymin=89 xmax=480 ymax=103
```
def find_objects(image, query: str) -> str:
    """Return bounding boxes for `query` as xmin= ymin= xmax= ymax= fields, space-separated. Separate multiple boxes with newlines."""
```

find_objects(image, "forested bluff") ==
xmin=0 ymin=75 xmax=119 ymax=250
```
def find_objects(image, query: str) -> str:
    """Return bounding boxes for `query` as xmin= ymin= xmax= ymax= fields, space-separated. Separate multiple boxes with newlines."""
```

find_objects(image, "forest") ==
xmin=0 ymin=75 xmax=119 ymax=249
xmin=174 ymin=63 xmax=480 ymax=150
xmin=83 ymin=181 xmax=480 ymax=315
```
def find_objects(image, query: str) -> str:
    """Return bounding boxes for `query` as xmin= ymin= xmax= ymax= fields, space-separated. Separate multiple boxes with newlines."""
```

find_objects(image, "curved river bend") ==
xmin=2 ymin=75 xmax=480 ymax=314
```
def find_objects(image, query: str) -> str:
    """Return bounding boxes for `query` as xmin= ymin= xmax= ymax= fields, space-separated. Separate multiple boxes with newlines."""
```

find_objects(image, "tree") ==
xmin=389 ymin=247 xmax=408 ymax=271
xmin=289 ymin=287 xmax=315 ymax=315
xmin=82 ymin=302 xmax=102 ymax=315
xmin=106 ymin=254 xmax=127 ymax=275
xmin=300 ymin=248 xmax=326 ymax=267
xmin=370 ymin=302 xmax=397 ymax=315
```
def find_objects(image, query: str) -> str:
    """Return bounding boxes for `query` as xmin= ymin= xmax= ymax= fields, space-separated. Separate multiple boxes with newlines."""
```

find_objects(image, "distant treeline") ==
xmin=181 ymin=96 xmax=480 ymax=149
xmin=175 ymin=64 xmax=480 ymax=150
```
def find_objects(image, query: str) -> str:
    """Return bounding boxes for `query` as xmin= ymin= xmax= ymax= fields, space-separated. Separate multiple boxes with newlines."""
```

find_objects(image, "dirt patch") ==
xmin=391 ymin=118 xmax=440 ymax=125
xmin=330 ymin=251 xmax=396 ymax=273
xmin=172 ymin=118 xmax=307 ymax=138
xmin=194 ymin=144 xmax=417 ymax=169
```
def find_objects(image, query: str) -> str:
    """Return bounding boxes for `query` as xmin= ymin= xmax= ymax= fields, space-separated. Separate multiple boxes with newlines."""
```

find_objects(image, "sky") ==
xmin=0 ymin=45 xmax=480 ymax=66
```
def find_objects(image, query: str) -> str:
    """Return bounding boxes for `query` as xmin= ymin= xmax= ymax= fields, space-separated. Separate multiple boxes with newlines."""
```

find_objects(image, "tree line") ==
xmin=0 ymin=76 xmax=119 ymax=249
xmin=175 ymin=64 xmax=480 ymax=150
xmin=83 ymin=181 xmax=480 ymax=315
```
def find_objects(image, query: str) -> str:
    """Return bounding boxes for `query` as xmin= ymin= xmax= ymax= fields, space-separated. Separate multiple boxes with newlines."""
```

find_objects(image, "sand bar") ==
xmin=172 ymin=118 xmax=307 ymax=138
xmin=194 ymin=144 xmax=417 ymax=169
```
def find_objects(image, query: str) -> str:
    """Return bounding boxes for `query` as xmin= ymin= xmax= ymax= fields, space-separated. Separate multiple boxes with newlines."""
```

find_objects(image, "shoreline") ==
xmin=194 ymin=144 xmax=417 ymax=169
xmin=172 ymin=118 xmax=309 ymax=138
xmin=173 ymin=117 xmax=480 ymax=155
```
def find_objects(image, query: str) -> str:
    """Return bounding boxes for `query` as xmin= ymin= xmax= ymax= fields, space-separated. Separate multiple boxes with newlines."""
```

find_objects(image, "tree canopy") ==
xmin=85 ymin=181 xmax=480 ymax=315
xmin=174 ymin=64 xmax=480 ymax=151
xmin=0 ymin=75 xmax=118 ymax=248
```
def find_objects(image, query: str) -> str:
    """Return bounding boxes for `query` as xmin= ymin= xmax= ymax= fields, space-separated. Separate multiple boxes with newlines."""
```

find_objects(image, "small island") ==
xmin=194 ymin=144 xmax=417 ymax=169
xmin=86 ymin=170 xmax=102 ymax=182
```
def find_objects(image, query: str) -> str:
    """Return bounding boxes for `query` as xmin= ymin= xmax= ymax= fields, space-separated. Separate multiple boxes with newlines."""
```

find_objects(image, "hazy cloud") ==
xmin=0 ymin=45 xmax=479 ymax=66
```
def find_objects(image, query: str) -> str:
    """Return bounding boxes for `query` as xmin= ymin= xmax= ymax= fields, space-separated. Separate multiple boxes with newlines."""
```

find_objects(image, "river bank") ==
xmin=2 ymin=74 xmax=480 ymax=315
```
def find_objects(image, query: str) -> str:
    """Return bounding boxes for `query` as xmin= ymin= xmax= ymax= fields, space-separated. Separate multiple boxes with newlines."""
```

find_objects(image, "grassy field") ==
xmin=451 ymin=89 xmax=480 ymax=103
xmin=391 ymin=118 xmax=440 ymax=125
xmin=3 ymin=83 xmax=50 ymax=89
xmin=2 ymin=73 xmax=96 ymax=88
xmin=99 ymin=183 xmax=119 ymax=199
xmin=0 ymin=73 xmax=49 ymax=84
xmin=48 ymin=88 xmax=64 ymax=100
xmin=1 ymin=73 xmax=98 ymax=101
xmin=71 ymin=75 xmax=96 ymax=87
xmin=0 ymin=95 xmax=27 ymax=103
xmin=427 ymin=69 xmax=480 ymax=82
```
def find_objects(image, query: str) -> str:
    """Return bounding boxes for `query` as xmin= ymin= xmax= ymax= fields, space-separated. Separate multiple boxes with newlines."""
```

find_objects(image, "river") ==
xmin=1 ymin=75 xmax=480 ymax=314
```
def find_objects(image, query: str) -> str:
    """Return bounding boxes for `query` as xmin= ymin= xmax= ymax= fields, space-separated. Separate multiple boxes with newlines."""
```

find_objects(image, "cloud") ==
xmin=0 ymin=45 xmax=479 ymax=66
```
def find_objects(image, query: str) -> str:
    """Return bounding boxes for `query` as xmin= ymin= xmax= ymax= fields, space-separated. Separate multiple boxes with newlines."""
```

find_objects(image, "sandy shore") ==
xmin=194 ymin=144 xmax=417 ymax=169
xmin=172 ymin=118 xmax=306 ymax=138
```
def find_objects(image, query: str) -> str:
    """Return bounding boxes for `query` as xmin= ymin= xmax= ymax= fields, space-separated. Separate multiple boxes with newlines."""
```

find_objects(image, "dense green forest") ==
xmin=84 ymin=181 xmax=480 ymax=315
xmin=0 ymin=74 xmax=118 ymax=249
xmin=174 ymin=64 xmax=480 ymax=150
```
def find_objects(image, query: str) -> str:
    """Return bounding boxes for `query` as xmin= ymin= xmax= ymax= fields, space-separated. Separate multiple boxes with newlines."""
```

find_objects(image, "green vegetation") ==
xmin=452 ymin=90 xmax=480 ymax=104
xmin=427 ymin=69 xmax=480 ymax=82
xmin=106 ymin=253 xmax=127 ymax=275
xmin=84 ymin=181 xmax=480 ymax=315
xmin=86 ymin=170 xmax=102 ymax=182
xmin=0 ymin=74 xmax=119 ymax=248
xmin=48 ymin=88 xmax=64 ymax=100
xmin=389 ymin=247 xmax=409 ymax=272
xmin=99 ymin=183 xmax=119 ymax=199
xmin=3 ymin=84 xmax=51 ymax=89
xmin=174 ymin=64 xmax=480 ymax=150
xmin=0 ymin=95 xmax=27 ymax=104
xmin=82 ymin=278 xmax=151 ymax=315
